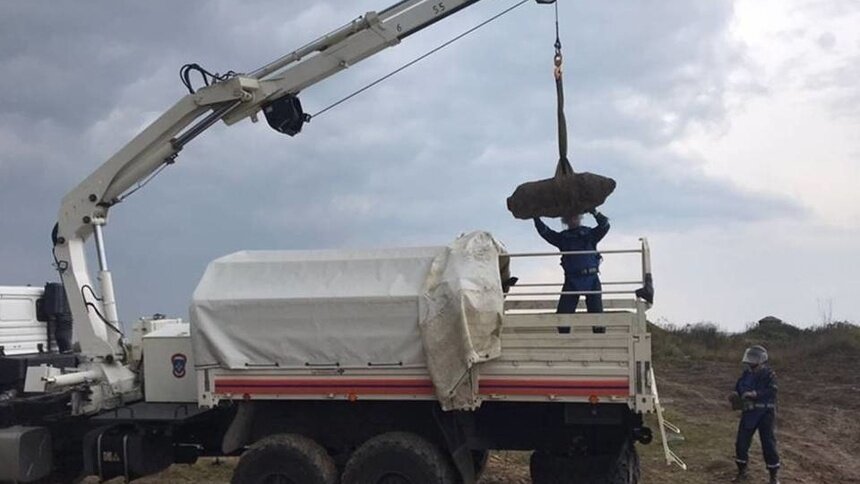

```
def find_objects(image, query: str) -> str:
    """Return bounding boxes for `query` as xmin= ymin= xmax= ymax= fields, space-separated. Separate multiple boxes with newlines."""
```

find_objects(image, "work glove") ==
xmin=590 ymin=208 xmax=607 ymax=218
xmin=728 ymin=392 xmax=743 ymax=411
xmin=590 ymin=209 xmax=609 ymax=226
xmin=741 ymin=391 xmax=757 ymax=400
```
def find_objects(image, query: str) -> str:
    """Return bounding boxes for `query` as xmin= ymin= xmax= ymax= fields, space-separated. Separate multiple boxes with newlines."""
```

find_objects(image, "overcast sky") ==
xmin=1 ymin=0 xmax=857 ymax=331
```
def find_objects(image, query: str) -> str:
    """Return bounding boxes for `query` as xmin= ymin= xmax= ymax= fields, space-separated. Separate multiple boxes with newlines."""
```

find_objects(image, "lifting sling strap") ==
xmin=552 ymin=3 xmax=573 ymax=178
xmin=505 ymin=1 xmax=617 ymax=220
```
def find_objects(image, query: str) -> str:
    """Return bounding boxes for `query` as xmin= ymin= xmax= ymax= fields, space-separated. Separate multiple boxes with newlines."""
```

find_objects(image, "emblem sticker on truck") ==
xmin=171 ymin=353 xmax=187 ymax=378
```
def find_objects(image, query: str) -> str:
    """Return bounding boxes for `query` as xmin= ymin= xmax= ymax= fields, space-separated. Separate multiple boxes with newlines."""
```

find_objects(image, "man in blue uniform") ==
xmin=533 ymin=210 xmax=610 ymax=314
xmin=733 ymin=345 xmax=780 ymax=483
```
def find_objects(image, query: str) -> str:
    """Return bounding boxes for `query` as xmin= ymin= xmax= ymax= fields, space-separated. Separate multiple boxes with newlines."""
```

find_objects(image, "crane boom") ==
xmin=42 ymin=0 xmax=549 ymax=414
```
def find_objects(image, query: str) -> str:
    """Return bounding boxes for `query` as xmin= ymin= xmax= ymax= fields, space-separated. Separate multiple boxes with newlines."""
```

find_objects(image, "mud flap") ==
xmin=222 ymin=402 xmax=255 ymax=455
xmin=432 ymin=406 xmax=478 ymax=484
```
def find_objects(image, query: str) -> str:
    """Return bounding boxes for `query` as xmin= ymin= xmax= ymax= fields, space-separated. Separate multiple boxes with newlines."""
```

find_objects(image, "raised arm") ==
xmin=533 ymin=217 xmax=563 ymax=248
xmin=590 ymin=209 xmax=610 ymax=243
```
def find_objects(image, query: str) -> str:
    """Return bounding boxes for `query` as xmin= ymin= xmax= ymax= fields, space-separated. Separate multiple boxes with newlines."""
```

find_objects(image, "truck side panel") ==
xmin=199 ymin=302 xmax=654 ymax=412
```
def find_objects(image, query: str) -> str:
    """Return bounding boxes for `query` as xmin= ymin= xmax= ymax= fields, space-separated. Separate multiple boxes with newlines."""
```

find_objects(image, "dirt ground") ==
xmin=637 ymin=357 xmax=860 ymax=484
xmin=120 ymin=327 xmax=860 ymax=483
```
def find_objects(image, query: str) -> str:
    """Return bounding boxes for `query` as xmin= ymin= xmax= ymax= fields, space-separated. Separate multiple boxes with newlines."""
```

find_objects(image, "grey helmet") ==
xmin=742 ymin=345 xmax=769 ymax=365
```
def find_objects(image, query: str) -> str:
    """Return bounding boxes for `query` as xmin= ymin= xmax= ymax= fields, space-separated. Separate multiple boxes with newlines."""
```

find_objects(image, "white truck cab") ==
xmin=0 ymin=286 xmax=48 ymax=357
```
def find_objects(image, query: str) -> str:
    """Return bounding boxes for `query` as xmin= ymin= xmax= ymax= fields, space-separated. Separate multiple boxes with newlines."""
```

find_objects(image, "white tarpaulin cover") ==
xmin=190 ymin=232 xmax=506 ymax=410
xmin=418 ymin=232 xmax=506 ymax=409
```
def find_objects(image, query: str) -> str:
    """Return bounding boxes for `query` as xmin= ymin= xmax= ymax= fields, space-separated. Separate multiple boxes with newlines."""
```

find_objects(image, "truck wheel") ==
xmin=231 ymin=434 xmax=337 ymax=484
xmin=529 ymin=451 xmax=577 ymax=484
xmin=530 ymin=443 xmax=640 ymax=484
xmin=342 ymin=432 xmax=457 ymax=484
xmin=607 ymin=441 xmax=640 ymax=484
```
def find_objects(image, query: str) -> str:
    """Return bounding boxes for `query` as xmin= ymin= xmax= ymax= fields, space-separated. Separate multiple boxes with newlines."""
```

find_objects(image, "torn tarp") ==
xmin=418 ymin=231 xmax=506 ymax=410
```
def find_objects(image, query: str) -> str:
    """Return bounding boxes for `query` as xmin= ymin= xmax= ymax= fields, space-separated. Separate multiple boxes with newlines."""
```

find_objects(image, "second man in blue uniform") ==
xmin=732 ymin=345 xmax=780 ymax=483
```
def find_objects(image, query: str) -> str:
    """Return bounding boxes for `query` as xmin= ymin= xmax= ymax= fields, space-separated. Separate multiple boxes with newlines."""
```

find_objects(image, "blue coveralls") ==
xmin=533 ymin=213 xmax=610 ymax=313
xmin=735 ymin=365 xmax=780 ymax=472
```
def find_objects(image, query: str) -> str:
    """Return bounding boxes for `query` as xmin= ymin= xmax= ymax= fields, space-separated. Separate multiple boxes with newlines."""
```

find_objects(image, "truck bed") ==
xmin=200 ymin=298 xmax=655 ymax=413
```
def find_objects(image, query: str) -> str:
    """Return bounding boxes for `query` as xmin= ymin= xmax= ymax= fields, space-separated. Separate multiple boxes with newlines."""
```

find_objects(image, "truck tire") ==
xmin=231 ymin=433 xmax=337 ymax=484
xmin=529 ymin=451 xmax=577 ymax=484
xmin=341 ymin=432 xmax=457 ymax=484
xmin=606 ymin=441 xmax=640 ymax=484
xmin=529 ymin=442 xmax=640 ymax=484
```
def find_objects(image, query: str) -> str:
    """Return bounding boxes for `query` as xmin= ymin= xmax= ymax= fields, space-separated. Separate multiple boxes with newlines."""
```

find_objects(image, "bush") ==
xmin=793 ymin=322 xmax=860 ymax=360
xmin=650 ymin=321 xmax=737 ymax=362
xmin=651 ymin=319 xmax=860 ymax=366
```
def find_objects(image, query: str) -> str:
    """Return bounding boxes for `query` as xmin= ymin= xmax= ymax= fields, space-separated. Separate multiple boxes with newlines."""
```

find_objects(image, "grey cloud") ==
xmin=779 ymin=0 xmax=860 ymax=120
xmin=816 ymin=32 xmax=837 ymax=50
xmin=0 ymin=0 xmax=803 ymax=322
xmin=802 ymin=54 xmax=860 ymax=119
xmin=797 ymin=0 xmax=860 ymax=17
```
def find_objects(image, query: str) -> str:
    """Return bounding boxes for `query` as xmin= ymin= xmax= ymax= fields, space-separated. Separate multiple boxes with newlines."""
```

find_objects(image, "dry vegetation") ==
xmin=125 ymin=320 xmax=860 ymax=483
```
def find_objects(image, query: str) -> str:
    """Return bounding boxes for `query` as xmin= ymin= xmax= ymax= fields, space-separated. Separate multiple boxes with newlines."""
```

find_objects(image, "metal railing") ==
xmin=504 ymin=238 xmax=652 ymax=302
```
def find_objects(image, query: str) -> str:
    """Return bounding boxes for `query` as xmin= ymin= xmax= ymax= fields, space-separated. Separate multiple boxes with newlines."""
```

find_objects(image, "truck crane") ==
xmin=0 ymin=0 xmax=685 ymax=482
xmin=39 ymin=0 xmax=507 ymax=411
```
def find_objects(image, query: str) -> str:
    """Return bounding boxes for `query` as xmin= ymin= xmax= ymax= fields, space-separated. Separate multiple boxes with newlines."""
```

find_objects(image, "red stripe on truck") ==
xmin=478 ymin=378 xmax=629 ymax=397
xmin=213 ymin=377 xmax=629 ymax=398
xmin=214 ymin=378 xmax=435 ymax=396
